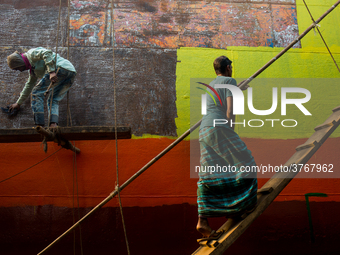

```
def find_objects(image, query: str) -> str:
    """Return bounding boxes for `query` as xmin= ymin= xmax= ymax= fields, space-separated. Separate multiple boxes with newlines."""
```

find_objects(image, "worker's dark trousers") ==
xmin=31 ymin=67 xmax=76 ymax=126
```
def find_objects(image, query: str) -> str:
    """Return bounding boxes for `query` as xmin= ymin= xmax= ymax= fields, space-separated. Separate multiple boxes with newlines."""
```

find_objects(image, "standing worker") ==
xmin=196 ymin=56 xmax=258 ymax=241
xmin=4 ymin=47 xmax=76 ymax=128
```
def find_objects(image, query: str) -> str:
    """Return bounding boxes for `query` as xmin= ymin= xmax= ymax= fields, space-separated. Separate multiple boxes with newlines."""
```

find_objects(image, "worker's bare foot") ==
xmin=197 ymin=217 xmax=213 ymax=237
xmin=49 ymin=122 xmax=58 ymax=128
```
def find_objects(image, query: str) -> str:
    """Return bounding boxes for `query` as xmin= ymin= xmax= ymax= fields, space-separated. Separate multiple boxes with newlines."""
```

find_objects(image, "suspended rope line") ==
xmin=36 ymin=1 xmax=340 ymax=254
xmin=238 ymin=0 xmax=340 ymax=89
xmin=43 ymin=0 xmax=62 ymax=151
xmin=67 ymin=89 xmax=72 ymax=127
xmin=302 ymin=0 xmax=340 ymax=74
xmin=55 ymin=0 xmax=61 ymax=65
xmin=46 ymin=0 xmax=62 ymax=127
xmin=67 ymin=1 xmax=77 ymax=253
xmin=111 ymin=0 xmax=131 ymax=253
xmin=72 ymin=163 xmax=76 ymax=255
xmin=0 ymin=148 xmax=62 ymax=184
xmin=59 ymin=0 xmax=82 ymax=253
xmin=44 ymin=87 xmax=54 ymax=152
xmin=66 ymin=0 xmax=70 ymax=61
xmin=66 ymin=0 xmax=72 ymax=127
xmin=72 ymin=141 xmax=84 ymax=255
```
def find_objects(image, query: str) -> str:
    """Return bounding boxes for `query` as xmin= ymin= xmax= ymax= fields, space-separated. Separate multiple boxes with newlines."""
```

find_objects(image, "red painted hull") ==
xmin=1 ymin=138 xmax=340 ymax=254
xmin=1 ymin=138 xmax=339 ymax=207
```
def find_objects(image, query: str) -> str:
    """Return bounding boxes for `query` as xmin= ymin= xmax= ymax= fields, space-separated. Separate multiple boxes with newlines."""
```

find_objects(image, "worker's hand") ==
xmin=9 ymin=103 xmax=20 ymax=112
xmin=49 ymin=72 xmax=58 ymax=83
xmin=237 ymin=80 xmax=249 ymax=91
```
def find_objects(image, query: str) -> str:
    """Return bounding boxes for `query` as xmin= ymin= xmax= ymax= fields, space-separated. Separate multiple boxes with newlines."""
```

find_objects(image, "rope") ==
xmin=72 ymin=141 xmax=84 ymax=255
xmin=44 ymin=0 xmax=62 ymax=94
xmin=302 ymin=0 xmax=340 ymax=74
xmin=67 ymin=0 xmax=70 ymax=60
xmin=0 ymin=148 xmax=62 ymax=184
xmin=111 ymin=0 xmax=130 ymax=254
xmin=43 ymin=84 xmax=54 ymax=152
xmin=41 ymin=132 xmax=48 ymax=153
xmin=66 ymin=0 xmax=72 ymax=127
xmin=45 ymin=0 xmax=61 ymax=125
xmin=64 ymin=0 xmax=75 ymax=250
xmin=43 ymin=86 xmax=55 ymax=153
xmin=46 ymin=0 xmax=62 ymax=126
xmin=55 ymin=0 xmax=61 ymax=67
xmin=67 ymin=92 xmax=72 ymax=127
xmin=48 ymin=87 xmax=54 ymax=128
xmin=62 ymin=1 xmax=81 ymax=252
xmin=238 ymin=0 xmax=340 ymax=90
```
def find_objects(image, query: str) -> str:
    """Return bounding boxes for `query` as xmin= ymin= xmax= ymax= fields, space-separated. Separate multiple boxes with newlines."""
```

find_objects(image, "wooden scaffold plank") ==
xmin=0 ymin=126 xmax=131 ymax=143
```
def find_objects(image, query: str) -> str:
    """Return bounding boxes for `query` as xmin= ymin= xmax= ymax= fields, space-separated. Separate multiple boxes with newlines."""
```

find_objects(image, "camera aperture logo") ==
xmin=197 ymin=82 xmax=312 ymax=128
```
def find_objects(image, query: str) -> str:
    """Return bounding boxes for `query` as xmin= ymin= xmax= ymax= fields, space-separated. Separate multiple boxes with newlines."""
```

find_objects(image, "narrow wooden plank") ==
xmin=316 ymin=108 xmax=340 ymax=130
xmin=296 ymin=140 xmax=318 ymax=151
xmin=332 ymin=105 xmax=340 ymax=112
xmin=257 ymin=187 xmax=273 ymax=194
xmin=193 ymin=194 xmax=268 ymax=255
xmin=0 ymin=126 xmax=131 ymax=143
xmin=314 ymin=120 xmax=336 ymax=131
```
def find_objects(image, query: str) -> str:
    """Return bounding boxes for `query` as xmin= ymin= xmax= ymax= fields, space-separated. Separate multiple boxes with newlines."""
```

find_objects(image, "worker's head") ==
xmin=7 ymin=51 xmax=26 ymax=72
xmin=213 ymin=56 xmax=232 ymax=77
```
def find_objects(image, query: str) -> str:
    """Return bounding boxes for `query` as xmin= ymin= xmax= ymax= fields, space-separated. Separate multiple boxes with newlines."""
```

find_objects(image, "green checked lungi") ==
xmin=197 ymin=126 xmax=258 ymax=218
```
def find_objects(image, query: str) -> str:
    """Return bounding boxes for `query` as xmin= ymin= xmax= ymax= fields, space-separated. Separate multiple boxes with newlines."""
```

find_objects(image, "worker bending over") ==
xmin=6 ymin=47 xmax=76 ymax=128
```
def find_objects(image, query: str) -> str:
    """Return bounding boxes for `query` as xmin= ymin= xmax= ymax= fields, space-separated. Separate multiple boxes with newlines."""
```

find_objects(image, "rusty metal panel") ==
xmin=0 ymin=0 xmax=68 ymax=47
xmin=0 ymin=47 xmax=177 ymax=136
xmin=69 ymin=0 xmax=299 ymax=48
xmin=271 ymin=4 xmax=300 ymax=47
xmin=70 ymin=0 xmax=112 ymax=46
xmin=0 ymin=0 xmax=300 ymax=136
xmin=66 ymin=47 xmax=178 ymax=136
xmin=0 ymin=1 xmax=178 ymax=136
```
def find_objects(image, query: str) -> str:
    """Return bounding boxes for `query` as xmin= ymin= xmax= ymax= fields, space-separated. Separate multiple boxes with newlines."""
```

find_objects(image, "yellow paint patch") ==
xmin=175 ymin=0 xmax=340 ymax=139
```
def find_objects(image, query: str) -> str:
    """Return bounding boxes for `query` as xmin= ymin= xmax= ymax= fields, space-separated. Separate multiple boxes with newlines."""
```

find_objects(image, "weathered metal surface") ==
xmin=66 ymin=47 xmax=177 ymax=136
xmin=0 ymin=0 xmax=68 ymax=47
xmin=70 ymin=0 xmax=300 ymax=48
xmin=0 ymin=47 xmax=177 ymax=136
xmin=0 ymin=0 xmax=299 ymax=136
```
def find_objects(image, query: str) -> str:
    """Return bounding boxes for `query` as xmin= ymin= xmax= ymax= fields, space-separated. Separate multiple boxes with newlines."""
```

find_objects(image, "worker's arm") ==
xmin=226 ymin=96 xmax=235 ymax=130
xmin=29 ymin=48 xmax=58 ymax=82
xmin=15 ymin=74 xmax=38 ymax=106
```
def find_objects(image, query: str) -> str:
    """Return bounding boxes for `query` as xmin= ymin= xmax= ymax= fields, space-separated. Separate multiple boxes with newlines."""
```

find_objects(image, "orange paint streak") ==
xmin=69 ymin=1 xmax=298 ymax=48
xmin=70 ymin=13 xmax=106 ymax=45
